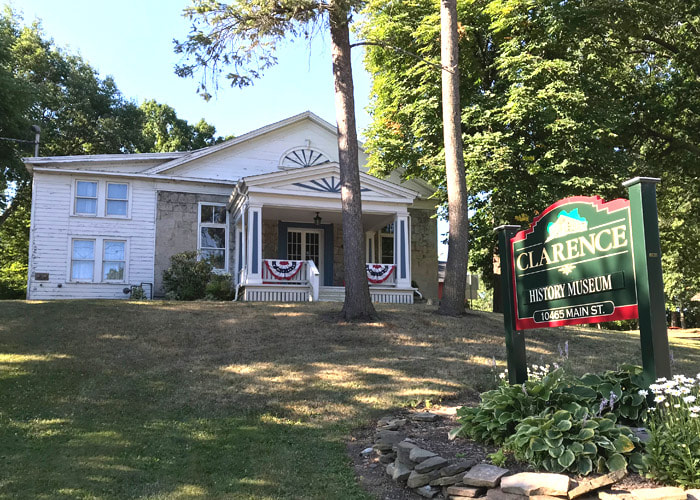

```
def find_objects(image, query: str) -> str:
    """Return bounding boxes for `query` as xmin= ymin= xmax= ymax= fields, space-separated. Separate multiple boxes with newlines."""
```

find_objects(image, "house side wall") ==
xmin=410 ymin=208 xmax=438 ymax=301
xmin=333 ymin=223 xmax=344 ymax=286
xmin=262 ymin=220 xmax=277 ymax=259
xmin=27 ymin=172 xmax=157 ymax=300
xmin=154 ymin=191 xmax=232 ymax=296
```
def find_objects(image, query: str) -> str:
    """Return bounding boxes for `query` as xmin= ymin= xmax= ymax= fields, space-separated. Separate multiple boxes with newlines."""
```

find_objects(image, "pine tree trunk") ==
xmin=438 ymin=0 xmax=469 ymax=316
xmin=329 ymin=8 xmax=377 ymax=321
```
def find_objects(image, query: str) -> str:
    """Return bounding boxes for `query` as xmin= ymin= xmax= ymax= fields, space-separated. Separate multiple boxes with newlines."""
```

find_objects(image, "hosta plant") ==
xmin=504 ymin=404 xmax=644 ymax=475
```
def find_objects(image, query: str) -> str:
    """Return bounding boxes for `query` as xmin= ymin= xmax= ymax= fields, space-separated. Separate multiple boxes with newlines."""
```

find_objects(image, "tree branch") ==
xmin=350 ymin=40 xmax=454 ymax=74
xmin=644 ymin=126 xmax=700 ymax=157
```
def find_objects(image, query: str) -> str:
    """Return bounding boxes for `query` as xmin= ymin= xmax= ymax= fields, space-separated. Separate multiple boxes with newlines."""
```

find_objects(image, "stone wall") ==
xmin=333 ymin=223 xmax=345 ymax=286
xmin=262 ymin=220 xmax=277 ymax=260
xmin=410 ymin=208 xmax=438 ymax=301
xmin=154 ymin=191 xmax=232 ymax=296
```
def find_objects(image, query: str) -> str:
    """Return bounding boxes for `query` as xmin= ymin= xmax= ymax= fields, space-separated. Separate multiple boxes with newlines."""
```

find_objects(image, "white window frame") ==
xmin=102 ymin=239 xmax=127 ymax=282
xmin=72 ymin=179 xmax=131 ymax=219
xmin=70 ymin=238 xmax=96 ymax=282
xmin=198 ymin=202 xmax=229 ymax=272
xmin=380 ymin=223 xmax=395 ymax=264
xmin=105 ymin=182 xmax=130 ymax=218
xmin=74 ymin=180 xmax=99 ymax=217
xmin=67 ymin=236 xmax=129 ymax=284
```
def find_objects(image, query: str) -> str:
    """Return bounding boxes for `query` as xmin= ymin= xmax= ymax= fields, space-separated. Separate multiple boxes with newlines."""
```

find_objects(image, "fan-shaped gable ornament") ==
xmin=279 ymin=148 xmax=331 ymax=169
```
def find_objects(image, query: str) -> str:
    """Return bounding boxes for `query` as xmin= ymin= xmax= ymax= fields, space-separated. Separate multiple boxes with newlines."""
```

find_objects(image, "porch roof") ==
xmin=229 ymin=163 xmax=419 ymax=214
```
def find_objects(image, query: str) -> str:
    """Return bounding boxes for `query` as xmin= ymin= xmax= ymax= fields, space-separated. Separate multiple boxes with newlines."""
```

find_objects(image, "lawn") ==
xmin=0 ymin=300 xmax=698 ymax=499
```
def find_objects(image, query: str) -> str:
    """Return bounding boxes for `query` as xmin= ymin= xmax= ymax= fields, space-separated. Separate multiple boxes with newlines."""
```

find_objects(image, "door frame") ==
xmin=287 ymin=227 xmax=324 ymax=284
xmin=278 ymin=221 xmax=334 ymax=286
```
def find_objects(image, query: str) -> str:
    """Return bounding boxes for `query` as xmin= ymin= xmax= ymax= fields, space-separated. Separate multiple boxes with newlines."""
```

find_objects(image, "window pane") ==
xmin=103 ymin=261 xmax=125 ymax=280
xmin=201 ymin=249 xmax=225 ymax=269
xmin=73 ymin=240 xmax=94 ymax=260
xmin=213 ymin=206 xmax=226 ymax=224
xmin=104 ymin=241 xmax=125 ymax=260
xmin=76 ymin=198 xmax=97 ymax=215
xmin=107 ymin=183 xmax=128 ymax=200
xmin=76 ymin=181 xmax=97 ymax=197
xmin=200 ymin=205 xmax=213 ymax=223
xmin=201 ymin=227 xmax=225 ymax=249
xmin=106 ymin=200 xmax=127 ymax=216
xmin=72 ymin=260 xmax=94 ymax=280
xmin=381 ymin=236 xmax=394 ymax=264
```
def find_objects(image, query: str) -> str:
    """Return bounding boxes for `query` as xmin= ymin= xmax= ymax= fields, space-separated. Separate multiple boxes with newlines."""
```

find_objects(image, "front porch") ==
xmin=228 ymin=164 xmax=418 ymax=303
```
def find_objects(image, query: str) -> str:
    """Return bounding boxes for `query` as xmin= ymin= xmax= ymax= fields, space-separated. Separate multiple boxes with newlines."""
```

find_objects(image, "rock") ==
xmin=441 ymin=459 xmax=478 ymax=476
xmin=568 ymin=469 xmax=626 ymax=499
xmin=598 ymin=491 xmax=635 ymax=500
xmin=407 ymin=470 xmax=441 ymax=488
xmin=415 ymin=485 xmax=440 ymax=498
xmin=446 ymin=485 xmax=487 ymax=498
xmin=501 ymin=472 xmax=570 ymax=497
xmin=409 ymin=447 xmax=438 ymax=463
xmin=629 ymin=427 xmax=650 ymax=443
xmin=377 ymin=415 xmax=395 ymax=426
xmin=360 ymin=447 xmax=374 ymax=457
xmin=630 ymin=487 xmax=686 ymax=500
xmin=430 ymin=472 xmax=464 ymax=486
xmin=462 ymin=463 xmax=509 ymax=488
xmin=486 ymin=488 xmax=527 ymax=500
xmin=396 ymin=440 xmax=419 ymax=464
xmin=380 ymin=418 xmax=408 ymax=431
xmin=385 ymin=463 xmax=395 ymax=477
xmin=379 ymin=453 xmax=396 ymax=464
xmin=687 ymin=489 xmax=700 ymax=500
xmin=392 ymin=461 xmax=412 ymax=483
xmin=413 ymin=412 xmax=440 ymax=422
xmin=374 ymin=430 xmax=404 ymax=452
xmin=415 ymin=455 xmax=448 ymax=473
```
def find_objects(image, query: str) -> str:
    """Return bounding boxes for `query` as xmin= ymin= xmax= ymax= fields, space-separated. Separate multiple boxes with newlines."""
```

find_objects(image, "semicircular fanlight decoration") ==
xmin=279 ymin=148 xmax=331 ymax=169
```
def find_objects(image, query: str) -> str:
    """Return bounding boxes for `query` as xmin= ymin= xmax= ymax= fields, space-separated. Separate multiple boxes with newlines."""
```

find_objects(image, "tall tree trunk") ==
xmin=329 ymin=7 xmax=377 ymax=321
xmin=438 ymin=0 xmax=469 ymax=316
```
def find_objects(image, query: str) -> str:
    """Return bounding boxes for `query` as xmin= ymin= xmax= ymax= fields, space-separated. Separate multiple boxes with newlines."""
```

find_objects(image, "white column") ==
xmin=246 ymin=204 xmax=263 ymax=284
xmin=394 ymin=213 xmax=411 ymax=287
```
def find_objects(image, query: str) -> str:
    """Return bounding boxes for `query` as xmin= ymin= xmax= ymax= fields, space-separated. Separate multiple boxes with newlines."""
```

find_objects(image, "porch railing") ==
xmin=262 ymin=260 xmax=309 ymax=284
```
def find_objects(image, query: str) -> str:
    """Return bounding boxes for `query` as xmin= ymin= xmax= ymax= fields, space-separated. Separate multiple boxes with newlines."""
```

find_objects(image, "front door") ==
xmin=287 ymin=229 xmax=323 ymax=282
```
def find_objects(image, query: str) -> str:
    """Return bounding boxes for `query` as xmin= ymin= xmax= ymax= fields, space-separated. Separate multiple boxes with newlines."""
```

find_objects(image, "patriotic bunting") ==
xmin=264 ymin=260 xmax=303 ymax=280
xmin=366 ymin=264 xmax=395 ymax=284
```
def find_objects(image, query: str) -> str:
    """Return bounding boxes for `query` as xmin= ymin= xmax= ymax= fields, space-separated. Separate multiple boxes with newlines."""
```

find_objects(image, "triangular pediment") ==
xmin=239 ymin=164 xmax=418 ymax=203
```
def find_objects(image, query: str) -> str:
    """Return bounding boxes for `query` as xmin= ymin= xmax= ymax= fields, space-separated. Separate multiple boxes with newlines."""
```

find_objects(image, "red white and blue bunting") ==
xmin=264 ymin=260 xmax=303 ymax=280
xmin=366 ymin=264 xmax=395 ymax=284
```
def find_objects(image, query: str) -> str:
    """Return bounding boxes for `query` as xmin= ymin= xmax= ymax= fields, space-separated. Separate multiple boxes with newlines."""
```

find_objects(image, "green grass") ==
xmin=0 ymin=300 xmax=698 ymax=499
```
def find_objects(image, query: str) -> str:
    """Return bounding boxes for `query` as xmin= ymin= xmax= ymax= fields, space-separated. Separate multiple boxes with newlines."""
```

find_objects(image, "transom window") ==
xmin=279 ymin=147 xmax=330 ymax=169
xmin=199 ymin=203 xmax=228 ymax=271
xmin=75 ymin=181 xmax=98 ymax=215
xmin=106 ymin=183 xmax=128 ymax=217
xmin=71 ymin=239 xmax=95 ymax=281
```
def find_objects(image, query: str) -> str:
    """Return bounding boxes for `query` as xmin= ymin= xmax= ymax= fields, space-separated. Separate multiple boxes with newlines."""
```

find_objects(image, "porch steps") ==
xmin=318 ymin=286 xmax=346 ymax=302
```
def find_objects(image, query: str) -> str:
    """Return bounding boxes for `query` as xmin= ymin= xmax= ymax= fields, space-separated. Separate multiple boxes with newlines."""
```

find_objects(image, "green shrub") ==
xmin=130 ymin=286 xmax=146 ymax=300
xmin=644 ymin=374 xmax=700 ymax=488
xmin=505 ymin=405 xmax=644 ymax=475
xmin=205 ymin=273 xmax=234 ymax=301
xmin=0 ymin=261 xmax=27 ymax=299
xmin=162 ymin=252 xmax=213 ymax=300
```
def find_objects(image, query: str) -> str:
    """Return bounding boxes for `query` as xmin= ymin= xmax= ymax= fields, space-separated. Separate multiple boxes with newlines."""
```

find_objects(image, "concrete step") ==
xmin=317 ymin=286 xmax=346 ymax=302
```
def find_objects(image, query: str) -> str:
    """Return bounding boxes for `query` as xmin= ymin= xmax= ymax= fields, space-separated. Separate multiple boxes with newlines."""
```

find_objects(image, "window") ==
xmin=71 ymin=239 xmax=95 ymax=281
xmin=75 ymin=181 xmax=98 ymax=215
xmin=102 ymin=240 xmax=126 ymax=281
xmin=106 ymin=183 xmax=128 ymax=217
xmin=199 ymin=204 xmax=227 ymax=271
xmin=380 ymin=223 xmax=394 ymax=264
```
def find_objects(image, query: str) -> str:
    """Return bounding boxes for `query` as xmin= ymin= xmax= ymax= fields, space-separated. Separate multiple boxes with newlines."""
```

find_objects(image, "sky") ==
xmin=8 ymin=0 xmax=448 ymax=258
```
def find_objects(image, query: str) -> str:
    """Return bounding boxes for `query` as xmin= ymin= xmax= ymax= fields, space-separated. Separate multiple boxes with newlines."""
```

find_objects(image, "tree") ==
xmin=174 ymin=0 xmax=377 ymax=320
xmin=139 ymin=100 xmax=225 ymax=152
xmin=361 ymin=0 xmax=699 ymax=320
xmin=437 ymin=0 xmax=469 ymax=316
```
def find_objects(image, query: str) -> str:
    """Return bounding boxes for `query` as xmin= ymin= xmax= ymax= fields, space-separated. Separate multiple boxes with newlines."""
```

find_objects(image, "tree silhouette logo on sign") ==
xmin=510 ymin=196 xmax=639 ymax=330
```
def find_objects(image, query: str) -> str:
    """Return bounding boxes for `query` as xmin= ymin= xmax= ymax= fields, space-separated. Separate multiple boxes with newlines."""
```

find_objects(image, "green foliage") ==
xmin=360 ymin=0 xmax=700 ymax=307
xmin=644 ymin=375 xmax=700 ymax=488
xmin=487 ymin=448 xmax=508 ymax=467
xmin=505 ymin=406 xmax=644 ymax=475
xmin=0 ymin=191 xmax=29 ymax=299
xmin=162 ymin=252 xmax=213 ymax=301
xmin=455 ymin=365 xmax=649 ymax=474
xmin=205 ymin=273 xmax=234 ymax=301
xmin=129 ymin=286 xmax=146 ymax=300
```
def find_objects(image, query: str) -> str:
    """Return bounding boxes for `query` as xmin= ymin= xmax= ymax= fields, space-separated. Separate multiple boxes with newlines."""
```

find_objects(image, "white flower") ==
xmin=657 ymin=377 xmax=668 ymax=383
xmin=649 ymin=384 xmax=662 ymax=393
xmin=689 ymin=406 xmax=700 ymax=413
xmin=674 ymin=404 xmax=681 ymax=408
xmin=667 ymin=389 xmax=682 ymax=397
xmin=638 ymin=389 xmax=649 ymax=397
xmin=691 ymin=413 xmax=699 ymax=418
xmin=679 ymin=387 xmax=691 ymax=395
xmin=654 ymin=395 xmax=666 ymax=403
xmin=499 ymin=373 xmax=506 ymax=379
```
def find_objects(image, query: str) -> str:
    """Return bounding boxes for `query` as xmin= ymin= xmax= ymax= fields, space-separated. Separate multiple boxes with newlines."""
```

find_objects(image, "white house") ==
xmin=23 ymin=112 xmax=438 ymax=303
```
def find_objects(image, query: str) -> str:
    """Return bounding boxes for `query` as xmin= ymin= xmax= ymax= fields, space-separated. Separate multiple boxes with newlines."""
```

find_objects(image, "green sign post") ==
xmin=496 ymin=178 xmax=671 ymax=385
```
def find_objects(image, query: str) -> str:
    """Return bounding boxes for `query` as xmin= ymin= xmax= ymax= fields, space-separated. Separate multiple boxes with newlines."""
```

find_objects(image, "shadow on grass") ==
xmin=0 ymin=300 xmax=698 ymax=498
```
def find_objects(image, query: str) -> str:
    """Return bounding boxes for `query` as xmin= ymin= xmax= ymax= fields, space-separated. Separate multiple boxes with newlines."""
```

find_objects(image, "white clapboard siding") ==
xmin=170 ymin=119 xmax=370 ymax=181
xmin=27 ymin=173 xmax=158 ymax=300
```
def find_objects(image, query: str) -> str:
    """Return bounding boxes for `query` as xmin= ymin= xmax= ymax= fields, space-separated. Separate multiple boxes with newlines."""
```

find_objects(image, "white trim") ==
xmin=69 ymin=238 xmax=96 ymax=283
xmin=286 ymin=228 xmax=324 ymax=284
xmin=26 ymin=176 xmax=37 ymax=299
xmin=73 ymin=179 xmax=99 ymax=217
xmin=278 ymin=146 xmax=332 ymax=170
xmin=32 ymin=167 xmax=239 ymax=186
xmin=66 ymin=236 xmax=131 ymax=284
xmin=105 ymin=181 xmax=130 ymax=219
xmin=365 ymin=231 xmax=376 ymax=262
xmin=102 ymin=239 xmax=128 ymax=282
xmin=197 ymin=202 xmax=230 ymax=272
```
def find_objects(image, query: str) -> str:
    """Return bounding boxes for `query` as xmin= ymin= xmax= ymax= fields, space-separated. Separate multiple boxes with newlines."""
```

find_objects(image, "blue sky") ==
xmin=8 ymin=0 xmax=372 ymax=138
xmin=8 ymin=0 xmax=448 ymax=258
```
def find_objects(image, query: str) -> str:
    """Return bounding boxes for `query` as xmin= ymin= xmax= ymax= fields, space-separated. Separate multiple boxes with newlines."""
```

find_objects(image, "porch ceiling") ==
xmin=260 ymin=206 xmax=394 ymax=231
